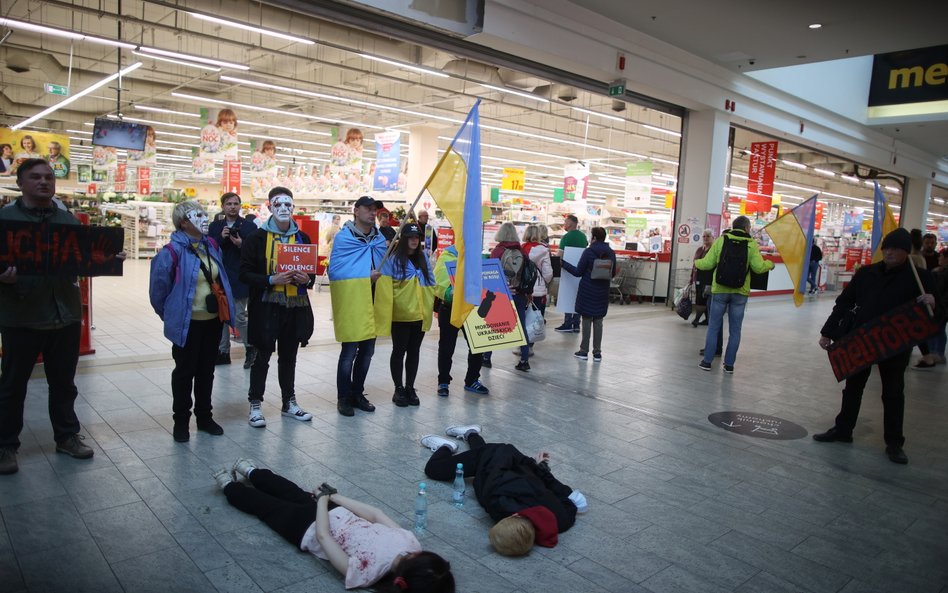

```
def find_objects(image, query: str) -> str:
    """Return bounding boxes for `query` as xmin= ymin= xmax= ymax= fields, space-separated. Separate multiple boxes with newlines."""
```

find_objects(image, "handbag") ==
xmin=525 ymin=302 xmax=546 ymax=342
xmin=675 ymin=284 xmax=693 ymax=320
xmin=590 ymin=256 xmax=613 ymax=280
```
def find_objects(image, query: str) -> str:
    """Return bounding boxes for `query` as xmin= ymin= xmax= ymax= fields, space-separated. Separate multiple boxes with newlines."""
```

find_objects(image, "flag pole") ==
xmin=907 ymin=257 xmax=934 ymax=317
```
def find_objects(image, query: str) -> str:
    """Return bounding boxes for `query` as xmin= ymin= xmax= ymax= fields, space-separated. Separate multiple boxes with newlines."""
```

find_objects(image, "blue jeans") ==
xmin=564 ymin=312 xmax=580 ymax=329
xmin=337 ymin=339 xmax=376 ymax=400
xmin=929 ymin=321 xmax=947 ymax=357
xmin=807 ymin=261 xmax=819 ymax=292
xmin=703 ymin=293 xmax=748 ymax=367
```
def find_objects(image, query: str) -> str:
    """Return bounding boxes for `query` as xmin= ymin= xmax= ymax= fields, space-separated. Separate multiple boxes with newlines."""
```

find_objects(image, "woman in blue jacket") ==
xmin=560 ymin=227 xmax=616 ymax=363
xmin=150 ymin=201 xmax=236 ymax=443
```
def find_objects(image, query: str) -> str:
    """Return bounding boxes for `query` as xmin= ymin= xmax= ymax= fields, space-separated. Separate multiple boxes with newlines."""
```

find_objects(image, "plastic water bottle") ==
xmin=452 ymin=463 xmax=465 ymax=508
xmin=414 ymin=483 xmax=428 ymax=533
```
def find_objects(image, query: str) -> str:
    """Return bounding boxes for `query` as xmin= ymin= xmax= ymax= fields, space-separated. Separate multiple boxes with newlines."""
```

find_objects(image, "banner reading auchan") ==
xmin=0 ymin=128 xmax=71 ymax=178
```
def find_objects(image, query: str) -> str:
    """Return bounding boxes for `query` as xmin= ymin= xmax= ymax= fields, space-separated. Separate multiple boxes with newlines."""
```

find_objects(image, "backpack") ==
xmin=715 ymin=235 xmax=749 ymax=288
xmin=500 ymin=247 xmax=537 ymax=294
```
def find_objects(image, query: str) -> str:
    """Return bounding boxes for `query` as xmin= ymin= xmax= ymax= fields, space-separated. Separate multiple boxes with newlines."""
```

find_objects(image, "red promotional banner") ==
xmin=87 ymin=183 xmax=97 ymax=195
xmin=844 ymin=247 xmax=863 ymax=271
xmin=222 ymin=159 xmax=241 ymax=194
xmin=138 ymin=167 xmax=151 ymax=195
xmin=115 ymin=163 xmax=127 ymax=192
xmin=814 ymin=201 xmax=824 ymax=230
xmin=746 ymin=141 xmax=778 ymax=213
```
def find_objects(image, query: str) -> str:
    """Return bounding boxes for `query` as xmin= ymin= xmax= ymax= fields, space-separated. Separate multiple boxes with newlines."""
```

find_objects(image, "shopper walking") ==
xmin=209 ymin=192 xmax=259 ymax=368
xmin=807 ymin=240 xmax=823 ymax=294
xmin=416 ymin=208 xmax=439 ymax=259
xmin=523 ymin=224 xmax=554 ymax=319
xmin=0 ymin=160 xmax=121 ymax=473
xmin=330 ymin=196 xmax=387 ymax=416
xmin=694 ymin=216 xmax=775 ymax=373
xmin=813 ymin=228 xmax=935 ymax=464
xmin=691 ymin=230 xmax=714 ymax=326
xmin=374 ymin=223 xmax=436 ymax=407
xmin=434 ymin=244 xmax=489 ymax=397
xmin=483 ymin=222 xmax=533 ymax=372
xmin=560 ymin=227 xmax=616 ymax=363
xmin=240 ymin=188 xmax=315 ymax=428
xmin=554 ymin=215 xmax=587 ymax=333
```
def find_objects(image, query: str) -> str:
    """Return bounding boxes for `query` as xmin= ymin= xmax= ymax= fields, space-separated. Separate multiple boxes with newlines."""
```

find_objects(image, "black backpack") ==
xmin=519 ymin=257 xmax=538 ymax=294
xmin=715 ymin=235 xmax=749 ymax=288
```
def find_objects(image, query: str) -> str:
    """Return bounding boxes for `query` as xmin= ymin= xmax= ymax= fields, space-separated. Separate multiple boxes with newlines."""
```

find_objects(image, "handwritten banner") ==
xmin=0 ymin=221 xmax=124 ymax=276
xmin=276 ymin=243 xmax=318 ymax=274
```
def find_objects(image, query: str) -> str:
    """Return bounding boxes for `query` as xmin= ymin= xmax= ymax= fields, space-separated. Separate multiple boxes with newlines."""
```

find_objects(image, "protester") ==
xmin=239 ymin=188 xmax=315 ymax=428
xmin=150 ymin=200 xmax=235 ymax=442
xmin=813 ymin=228 xmax=935 ymax=464
xmin=415 ymin=209 xmax=439 ymax=258
xmin=214 ymin=459 xmax=455 ymax=592
xmin=374 ymin=224 xmax=436 ymax=407
xmin=377 ymin=206 xmax=397 ymax=244
xmin=920 ymin=233 xmax=939 ymax=271
xmin=691 ymin=230 xmax=714 ymax=326
xmin=483 ymin=222 xmax=532 ymax=372
xmin=560 ymin=227 xmax=616 ymax=362
xmin=912 ymin=247 xmax=947 ymax=370
xmin=330 ymin=196 xmax=387 ymax=416
xmin=554 ymin=215 xmax=588 ymax=333
xmin=808 ymin=239 xmax=823 ymax=294
xmin=421 ymin=426 xmax=586 ymax=556
xmin=522 ymin=224 xmax=554 ymax=355
xmin=208 ymin=192 xmax=259 ymax=368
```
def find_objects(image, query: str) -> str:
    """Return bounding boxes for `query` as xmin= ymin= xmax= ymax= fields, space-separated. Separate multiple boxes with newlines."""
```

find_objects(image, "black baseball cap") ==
xmin=354 ymin=196 xmax=377 ymax=209
xmin=401 ymin=223 xmax=422 ymax=237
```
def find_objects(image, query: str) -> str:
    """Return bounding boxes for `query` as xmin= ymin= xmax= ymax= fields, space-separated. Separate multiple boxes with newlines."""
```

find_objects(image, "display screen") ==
xmin=91 ymin=118 xmax=147 ymax=151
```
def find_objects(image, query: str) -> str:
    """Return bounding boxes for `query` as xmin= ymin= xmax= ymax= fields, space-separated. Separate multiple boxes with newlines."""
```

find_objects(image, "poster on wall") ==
xmin=564 ymin=160 xmax=589 ymax=201
xmin=126 ymin=125 xmax=157 ymax=167
xmin=843 ymin=209 xmax=864 ymax=234
xmin=746 ymin=141 xmax=778 ymax=213
xmin=373 ymin=131 xmax=401 ymax=191
xmin=0 ymin=128 xmax=71 ymax=178
xmin=624 ymin=161 xmax=652 ymax=208
xmin=250 ymin=139 xmax=278 ymax=178
xmin=192 ymin=147 xmax=216 ymax=179
xmin=330 ymin=127 xmax=364 ymax=174
xmin=198 ymin=107 xmax=238 ymax=162
xmin=92 ymin=145 xmax=118 ymax=172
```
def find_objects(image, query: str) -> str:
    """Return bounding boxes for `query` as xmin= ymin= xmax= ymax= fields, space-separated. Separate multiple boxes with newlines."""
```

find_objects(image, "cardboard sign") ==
xmin=0 ymin=220 xmax=124 ymax=276
xmin=827 ymin=300 xmax=939 ymax=382
xmin=276 ymin=243 xmax=318 ymax=273
xmin=445 ymin=258 xmax=527 ymax=353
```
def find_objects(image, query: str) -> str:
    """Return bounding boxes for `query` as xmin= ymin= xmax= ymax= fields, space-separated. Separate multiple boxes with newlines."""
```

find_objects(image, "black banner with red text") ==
xmin=0 ymin=220 xmax=125 ymax=276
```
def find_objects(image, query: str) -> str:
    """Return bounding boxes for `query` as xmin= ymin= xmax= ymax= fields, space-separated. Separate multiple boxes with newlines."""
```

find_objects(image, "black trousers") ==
xmin=224 ymin=469 xmax=325 ymax=547
xmin=390 ymin=320 xmax=425 ymax=389
xmin=436 ymin=303 xmax=482 ymax=386
xmin=171 ymin=318 xmax=222 ymax=426
xmin=834 ymin=349 xmax=911 ymax=446
xmin=249 ymin=312 xmax=300 ymax=404
xmin=424 ymin=432 xmax=487 ymax=480
xmin=0 ymin=323 xmax=81 ymax=449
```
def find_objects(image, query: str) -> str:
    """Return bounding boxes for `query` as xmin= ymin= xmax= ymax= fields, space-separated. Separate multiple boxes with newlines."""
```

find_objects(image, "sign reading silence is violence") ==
xmin=0 ymin=220 xmax=125 ymax=276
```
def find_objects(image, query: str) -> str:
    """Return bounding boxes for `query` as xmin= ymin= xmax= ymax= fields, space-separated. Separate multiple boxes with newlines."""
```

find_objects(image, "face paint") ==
xmin=271 ymin=195 xmax=294 ymax=222
xmin=187 ymin=209 xmax=209 ymax=235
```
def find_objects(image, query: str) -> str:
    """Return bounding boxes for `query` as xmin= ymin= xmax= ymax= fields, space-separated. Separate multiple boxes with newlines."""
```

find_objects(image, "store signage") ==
xmin=624 ymin=161 xmax=652 ymax=208
xmin=843 ymin=209 xmax=864 ymax=234
xmin=745 ymin=141 xmax=778 ymax=213
xmin=608 ymin=79 xmax=626 ymax=96
xmin=563 ymin=161 xmax=589 ymax=201
xmin=501 ymin=168 xmax=525 ymax=191
xmin=828 ymin=300 xmax=939 ymax=381
xmin=138 ymin=167 xmax=151 ymax=195
xmin=373 ymin=131 xmax=401 ymax=191
xmin=490 ymin=187 xmax=500 ymax=203
xmin=276 ymin=243 xmax=318 ymax=274
xmin=44 ymin=83 xmax=70 ymax=96
xmin=868 ymin=44 xmax=948 ymax=118
xmin=552 ymin=187 xmax=564 ymax=203
xmin=0 ymin=221 xmax=124 ymax=276
xmin=445 ymin=258 xmax=527 ymax=354
xmin=814 ymin=201 xmax=824 ymax=230
xmin=844 ymin=247 xmax=864 ymax=271
xmin=708 ymin=412 xmax=807 ymax=440
xmin=221 ymin=159 xmax=241 ymax=194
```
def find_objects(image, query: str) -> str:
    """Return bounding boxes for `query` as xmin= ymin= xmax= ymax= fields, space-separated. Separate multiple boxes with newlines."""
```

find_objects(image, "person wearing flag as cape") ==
xmin=373 ymin=223 xmax=437 ymax=407
xmin=330 ymin=196 xmax=388 ymax=417
xmin=240 ymin=187 xmax=316 ymax=429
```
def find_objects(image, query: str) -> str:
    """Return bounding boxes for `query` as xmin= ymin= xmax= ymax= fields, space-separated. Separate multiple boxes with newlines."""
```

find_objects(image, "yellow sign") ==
xmin=0 ymin=128 xmax=72 ymax=178
xmin=501 ymin=168 xmax=525 ymax=192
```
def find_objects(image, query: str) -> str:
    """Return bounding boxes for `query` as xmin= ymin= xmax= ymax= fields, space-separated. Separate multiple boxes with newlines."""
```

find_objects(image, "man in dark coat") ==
xmin=421 ymin=426 xmax=586 ymax=556
xmin=814 ymin=228 xmax=935 ymax=464
xmin=560 ymin=227 xmax=616 ymax=362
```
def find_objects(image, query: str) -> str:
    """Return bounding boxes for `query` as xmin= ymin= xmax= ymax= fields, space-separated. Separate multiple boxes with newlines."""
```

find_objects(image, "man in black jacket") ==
xmin=807 ymin=240 xmax=823 ymax=294
xmin=814 ymin=228 xmax=935 ymax=464
xmin=421 ymin=426 xmax=586 ymax=556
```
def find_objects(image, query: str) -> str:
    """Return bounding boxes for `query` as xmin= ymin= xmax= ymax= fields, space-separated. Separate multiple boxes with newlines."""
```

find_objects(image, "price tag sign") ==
xmin=501 ymin=168 xmax=525 ymax=192
xmin=276 ymin=243 xmax=318 ymax=274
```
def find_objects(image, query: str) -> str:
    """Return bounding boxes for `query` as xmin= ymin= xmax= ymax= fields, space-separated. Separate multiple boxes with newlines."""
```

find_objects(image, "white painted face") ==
xmin=271 ymin=195 xmax=294 ymax=222
xmin=186 ymin=209 xmax=209 ymax=235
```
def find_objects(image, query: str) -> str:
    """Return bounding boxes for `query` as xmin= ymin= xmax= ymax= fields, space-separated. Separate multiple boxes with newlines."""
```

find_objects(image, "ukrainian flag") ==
xmin=373 ymin=256 xmax=437 ymax=336
xmin=422 ymin=100 xmax=483 ymax=327
xmin=328 ymin=228 xmax=388 ymax=342
xmin=870 ymin=182 xmax=898 ymax=263
xmin=764 ymin=195 xmax=817 ymax=307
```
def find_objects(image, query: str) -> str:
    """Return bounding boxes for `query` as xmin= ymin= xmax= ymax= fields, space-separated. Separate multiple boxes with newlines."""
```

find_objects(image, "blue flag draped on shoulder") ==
xmin=763 ymin=195 xmax=817 ymax=307
xmin=328 ymin=225 xmax=388 ymax=342
xmin=422 ymin=100 xmax=483 ymax=327
xmin=870 ymin=182 xmax=898 ymax=264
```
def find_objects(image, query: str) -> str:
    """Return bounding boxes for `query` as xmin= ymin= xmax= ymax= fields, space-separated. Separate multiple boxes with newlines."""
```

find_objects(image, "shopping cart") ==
xmin=609 ymin=259 xmax=634 ymax=304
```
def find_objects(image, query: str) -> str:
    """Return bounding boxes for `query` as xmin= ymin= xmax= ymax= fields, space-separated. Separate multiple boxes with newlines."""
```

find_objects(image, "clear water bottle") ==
xmin=414 ymin=482 xmax=428 ymax=533
xmin=452 ymin=463 xmax=465 ymax=508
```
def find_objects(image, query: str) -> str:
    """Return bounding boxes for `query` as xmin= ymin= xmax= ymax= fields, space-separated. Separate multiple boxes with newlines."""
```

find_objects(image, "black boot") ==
xmin=243 ymin=346 xmax=256 ymax=369
xmin=392 ymin=387 xmax=411 ymax=407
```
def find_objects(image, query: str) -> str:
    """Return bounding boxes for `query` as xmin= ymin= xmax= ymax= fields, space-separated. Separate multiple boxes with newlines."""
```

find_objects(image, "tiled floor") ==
xmin=2 ymin=260 xmax=946 ymax=593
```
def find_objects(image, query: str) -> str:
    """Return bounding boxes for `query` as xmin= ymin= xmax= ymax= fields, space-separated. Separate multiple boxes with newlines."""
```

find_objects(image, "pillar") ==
xmin=900 ymin=177 xmax=932 ymax=231
xmin=406 ymin=126 xmax=440 ymax=213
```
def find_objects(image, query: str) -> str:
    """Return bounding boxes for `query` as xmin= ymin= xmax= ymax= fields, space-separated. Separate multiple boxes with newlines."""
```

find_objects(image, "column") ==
xmin=900 ymin=177 xmax=932 ymax=231
xmin=406 ymin=126 xmax=440 ymax=212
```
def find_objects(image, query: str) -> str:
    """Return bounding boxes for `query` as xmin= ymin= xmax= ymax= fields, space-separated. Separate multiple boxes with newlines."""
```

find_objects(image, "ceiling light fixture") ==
xmin=171 ymin=91 xmax=381 ymax=129
xmin=12 ymin=62 xmax=142 ymax=130
xmin=641 ymin=124 xmax=682 ymax=137
xmin=813 ymin=168 xmax=836 ymax=177
xmin=479 ymin=83 xmax=550 ymax=103
xmin=240 ymin=120 xmax=332 ymax=137
xmin=138 ymin=47 xmax=249 ymax=71
xmin=356 ymin=53 xmax=449 ymax=77
xmin=808 ymin=23 xmax=822 ymax=29
xmin=186 ymin=12 xmax=315 ymax=45
xmin=132 ymin=50 xmax=222 ymax=72
xmin=571 ymin=106 xmax=624 ymax=123
xmin=781 ymin=159 xmax=807 ymax=169
xmin=134 ymin=104 xmax=201 ymax=118
xmin=0 ymin=18 xmax=137 ymax=49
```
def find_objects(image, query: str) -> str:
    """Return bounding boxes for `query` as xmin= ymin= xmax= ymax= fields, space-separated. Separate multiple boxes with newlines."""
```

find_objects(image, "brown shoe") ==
xmin=0 ymin=447 xmax=18 ymax=475
xmin=56 ymin=434 xmax=94 ymax=459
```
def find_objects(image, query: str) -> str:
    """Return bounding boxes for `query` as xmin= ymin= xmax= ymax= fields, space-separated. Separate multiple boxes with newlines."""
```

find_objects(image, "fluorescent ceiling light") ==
xmin=241 ymin=120 xmax=331 ymax=137
xmin=571 ymin=106 xmax=624 ymax=123
xmin=138 ymin=47 xmax=249 ymax=71
xmin=0 ymin=18 xmax=136 ymax=49
xmin=172 ymin=91 xmax=381 ymax=129
xmin=781 ymin=159 xmax=807 ymax=169
xmin=103 ymin=115 xmax=201 ymax=130
xmin=356 ymin=53 xmax=448 ymax=77
xmin=641 ymin=124 xmax=682 ymax=137
xmin=133 ymin=50 xmax=221 ymax=72
xmin=187 ymin=12 xmax=314 ymax=45
xmin=479 ymin=83 xmax=549 ymax=103
xmin=134 ymin=104 xmax=201 ymax=118
xmin=809 ymin=23 xmax=822 ymax=29
xmin=12 ymin=62 xmax=142 ymax=130
xmin=813 ymin=168 xmax=836 ymax=177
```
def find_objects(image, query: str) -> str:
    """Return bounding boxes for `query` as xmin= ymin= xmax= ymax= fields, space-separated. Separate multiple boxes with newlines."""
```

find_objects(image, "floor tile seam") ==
xmin=64 ymin=505 xmax=144 ymax=588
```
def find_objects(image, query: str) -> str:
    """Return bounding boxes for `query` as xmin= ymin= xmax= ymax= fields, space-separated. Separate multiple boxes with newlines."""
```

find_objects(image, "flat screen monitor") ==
xmin=625 ymin=242 xmax=639 ymax=251
xmin=91 ymin=117 xmax=147 ymax=151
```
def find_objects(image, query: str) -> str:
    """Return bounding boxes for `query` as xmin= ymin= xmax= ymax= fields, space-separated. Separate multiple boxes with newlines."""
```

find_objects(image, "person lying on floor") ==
xmin=420 ymin=425 xmax=587 ymax=556
xmin=213 ymin=459 xmax=455 ymax=592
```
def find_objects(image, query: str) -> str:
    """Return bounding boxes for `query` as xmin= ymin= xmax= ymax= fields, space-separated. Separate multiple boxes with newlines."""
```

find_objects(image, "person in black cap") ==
xmin=814 ymin=228 xmax=936 ymax=464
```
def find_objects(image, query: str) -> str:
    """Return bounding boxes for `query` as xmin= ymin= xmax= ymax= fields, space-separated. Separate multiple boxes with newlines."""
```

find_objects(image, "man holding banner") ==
xmin=814 ymin=228 xmax=936 ymax=465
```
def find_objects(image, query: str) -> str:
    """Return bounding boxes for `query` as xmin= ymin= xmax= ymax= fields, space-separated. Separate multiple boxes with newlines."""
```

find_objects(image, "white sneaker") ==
xmin=445 ymin=425 xmax=481 ymax=440
xmin=568 ymin=490 xmax=588 ymax=514
xmin=281 ymin=398 xmax=313 ymax=422
xmin=248 ymin=401 xmax=266 ymax=428
xmin=232 ymin=458 xmax=257 ymax=479
xmin=212 ymin=468 xmax=233 ymax=490
xmin=421 ymin=435 xmax=458 ymax=453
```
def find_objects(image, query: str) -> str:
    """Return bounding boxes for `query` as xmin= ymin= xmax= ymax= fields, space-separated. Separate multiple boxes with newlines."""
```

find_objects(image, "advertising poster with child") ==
xmin=126 ymin=125 xmax=157 ymax=167
xmin=0 ymin=128 xmax=71 ymax=178
xmin=446 ymin=258 xmax=527 ymax=354
xmin=197 ymin=107 xmax=239 ymax=162
xmin=372 ymin=131 xmax=401 ymax=191
xmin=329 ymin=127 xmax=364 ymax=175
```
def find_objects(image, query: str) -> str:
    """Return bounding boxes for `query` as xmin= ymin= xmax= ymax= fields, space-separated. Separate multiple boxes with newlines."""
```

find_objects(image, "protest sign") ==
xmin=0 ymin=221 xmax=124 ymax=276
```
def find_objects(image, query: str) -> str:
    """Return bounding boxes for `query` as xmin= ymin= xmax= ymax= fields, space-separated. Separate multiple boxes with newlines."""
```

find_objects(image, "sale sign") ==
xmin=276 ymin=243 xmax=318 ymax=273
xmin=222 ymin=159 xmax=241 ymax=194
xmin=746 ymin=141 xmax=778 ymax=213
xmin=501 ymin=168 xmax=525 ymax=191
xmin=137 ymin=167 xmax=151 ymax=195
xmin=844 ymin=247 xmax=864 ymax=271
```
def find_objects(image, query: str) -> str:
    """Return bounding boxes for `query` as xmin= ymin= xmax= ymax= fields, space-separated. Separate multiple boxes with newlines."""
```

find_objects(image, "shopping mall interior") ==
xmin=0 ymin=1 xmax=946 ymax=592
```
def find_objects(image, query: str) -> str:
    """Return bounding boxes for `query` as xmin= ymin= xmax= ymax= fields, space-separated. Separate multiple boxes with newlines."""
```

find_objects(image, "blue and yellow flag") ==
xmin=423 ymin=100 xmax=483 ymax=327
xmin=373 ymin=256 xmax=437 ymax=336
xmin=764 ymin=195 xmax=817 ymax=307
xmin=870 ymin=182 xmax=898 ymax=264
xmin=328 ymin=225 xmax=387 ymax=342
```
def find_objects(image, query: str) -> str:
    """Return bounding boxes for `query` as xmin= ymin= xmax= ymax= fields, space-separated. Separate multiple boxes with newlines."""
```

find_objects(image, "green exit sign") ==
xmin=608 ymin=80 xmax=626 ymax=96
xmin=44 ymin=83 xmax=70 ymax=96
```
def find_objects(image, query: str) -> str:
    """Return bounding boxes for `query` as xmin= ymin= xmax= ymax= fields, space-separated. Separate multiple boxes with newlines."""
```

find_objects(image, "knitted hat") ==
xmin=516 ymin=506 xmax=558 ymax=547
xmin=880 ymin=228 xmax=912 ymax=253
